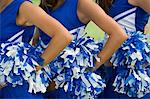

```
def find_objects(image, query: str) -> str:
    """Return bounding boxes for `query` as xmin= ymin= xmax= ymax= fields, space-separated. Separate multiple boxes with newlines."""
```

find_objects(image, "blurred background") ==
xmin=32 ymin=0 xmax=150 ymax=41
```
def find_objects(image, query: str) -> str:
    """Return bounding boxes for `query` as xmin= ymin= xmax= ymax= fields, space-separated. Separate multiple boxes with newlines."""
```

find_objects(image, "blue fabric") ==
xmin=43 ymin=88 xmax=73 ymax=99
xmin=39 ymin=0 xmax=85 ymax=45
xmin=0 ymin=0 xmax=26 ymax=42
xmin=0 ymin=81 xmax=43 ymax=99
xmin=50 ymin=0 xmax=84 ymax=31
xmin=23 ymin=26 xmax=35 ymax=43
xmin=100 ymin=67 xmax=150 ymax=99
xmin=109 ymin=0 xmax=149 ymax=32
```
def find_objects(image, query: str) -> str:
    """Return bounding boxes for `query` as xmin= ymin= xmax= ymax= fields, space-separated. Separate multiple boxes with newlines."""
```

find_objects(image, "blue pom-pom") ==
xmin=36 ymin=26 xmax=105 ymax=98
xmin=48 ymin=27 xmax=105 ymax=98
xmin=110 ymin=31 xmax=150 ymax=98
xmin=0 ymin=42 xmax=52 ymax=93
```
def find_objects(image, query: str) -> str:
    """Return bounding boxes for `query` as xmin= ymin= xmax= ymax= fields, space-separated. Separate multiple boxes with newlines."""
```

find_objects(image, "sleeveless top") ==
xmin=0 ymin=0 xmax=26 ymax=42
xmin=39 ymin=0 xmax=85 ymax=45
xmin=109 ymin=0 xmax=149 ymax=32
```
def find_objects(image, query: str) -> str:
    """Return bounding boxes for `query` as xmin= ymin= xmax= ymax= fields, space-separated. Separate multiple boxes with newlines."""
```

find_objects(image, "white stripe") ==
xmin=7 ymin=30 xmax=24 ymax=42
xmin=117 ymin=13 xmax=136 ymax=32
xmin=13 ymin=36 xmax=23 ymax=43
xmin=114 ymin=7 xmax=136 ymax=20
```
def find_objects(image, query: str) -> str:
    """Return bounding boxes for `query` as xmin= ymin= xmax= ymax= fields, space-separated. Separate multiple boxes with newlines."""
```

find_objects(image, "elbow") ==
xmin=64 ymin=32 xmax=73 ymax=44
xmin=67 ymin=33 xmax=73 ymax=43
xmin=118 ymin=32 xmax=128 ymax=43
xmin=110 ymin=31 xmax=128 ymax=44
xmin=53 ymin=30 xmax=73 ymax=44
xmin=121 ymin=33 xmax=128 ymax=42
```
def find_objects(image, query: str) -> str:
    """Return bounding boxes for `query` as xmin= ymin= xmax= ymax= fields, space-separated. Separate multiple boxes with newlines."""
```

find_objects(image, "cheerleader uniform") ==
xmin=0 ymin=0 xmax=52 ymax=98
xmin=22 ymin=26 xmax=35 ymax=43
xmin=103 ymin=0 xmax=150 ymax=98
xmin=38 ymin=0 xmax=105 ymax=98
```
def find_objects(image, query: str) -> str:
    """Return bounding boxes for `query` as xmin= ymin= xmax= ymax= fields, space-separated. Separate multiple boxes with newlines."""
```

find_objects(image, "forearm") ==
xmin=41 ymin=32 xmax=72 ymax=65
xmin=97 ymin=33 xmax=128 ymax=66
xmin=95 ymin=17 xmax=128 ymax=69
xmin=19 ymin=1 xmax=73 ymax=68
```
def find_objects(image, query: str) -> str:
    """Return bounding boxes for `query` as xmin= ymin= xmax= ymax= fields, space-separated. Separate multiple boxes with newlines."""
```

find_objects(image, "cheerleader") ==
xmin=33 ymin=0 xmax=128 ymax=98
xmin=96 ymin=0 xmax=150 ymax=98
xmin=0 ymin=0 xmax=72 ymax=98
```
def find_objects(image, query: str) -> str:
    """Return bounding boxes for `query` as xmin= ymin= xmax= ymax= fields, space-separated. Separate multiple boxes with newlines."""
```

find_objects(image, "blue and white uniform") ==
xmin=38 ymin=0 xmax=105 ymax=98
xmin=103 ymin=0 xmax=150 ymax=98
xmin=22 ymin=25 xmax=35 ymax=43
xmin=0 ymin=0 xmax=52 ymax=98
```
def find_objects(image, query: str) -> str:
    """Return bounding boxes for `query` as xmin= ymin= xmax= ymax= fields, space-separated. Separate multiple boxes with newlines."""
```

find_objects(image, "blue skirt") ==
xmin=0 ymin=81 xmax=43 ymax=99
xmin=43 ymin=88 xmax=73 ymax=99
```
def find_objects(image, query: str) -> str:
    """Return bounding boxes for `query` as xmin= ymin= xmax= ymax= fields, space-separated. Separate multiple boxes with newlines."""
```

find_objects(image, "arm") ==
xmin=78 ymin=0 xmax=128 ymax=70
xmin=128 ymin=0 xmax=150 ymax=13
xmin=19 ymin=1 xmax=72 ymax=66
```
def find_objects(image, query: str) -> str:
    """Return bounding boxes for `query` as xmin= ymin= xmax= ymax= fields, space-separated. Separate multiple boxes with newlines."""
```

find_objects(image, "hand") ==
xmin=92 ymin=60 xmax=103 ymax=71
xmin=47 ymin=81 xmax=56 ymax=92
xmin=36 ymin=65 xmax=42 ymax=71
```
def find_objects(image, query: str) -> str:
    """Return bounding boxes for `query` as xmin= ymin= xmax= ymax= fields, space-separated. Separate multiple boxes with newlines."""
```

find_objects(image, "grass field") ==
xmin=32 ymin=0 xmax=150 ymax=41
